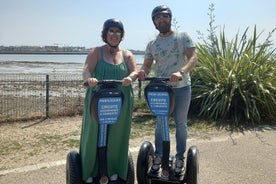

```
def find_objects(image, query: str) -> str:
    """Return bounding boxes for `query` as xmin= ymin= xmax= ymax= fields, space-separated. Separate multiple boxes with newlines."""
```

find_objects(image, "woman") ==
xmin=80 ymin=18 xmax=138 ymax=183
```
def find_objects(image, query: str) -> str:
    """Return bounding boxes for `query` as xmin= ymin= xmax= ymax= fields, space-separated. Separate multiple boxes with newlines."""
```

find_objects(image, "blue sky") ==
xmin=1 ymin=0 xmax=275 ymax=50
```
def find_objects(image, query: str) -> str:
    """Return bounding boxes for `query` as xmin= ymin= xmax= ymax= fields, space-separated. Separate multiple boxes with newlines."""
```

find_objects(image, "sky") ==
xmin=1 ymin=0 xmax=275 ymax=50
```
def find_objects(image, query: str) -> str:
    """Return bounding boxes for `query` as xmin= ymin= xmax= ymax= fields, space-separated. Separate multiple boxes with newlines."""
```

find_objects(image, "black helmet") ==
xmin=151 ymin=5 xmax=172 ymax=21
xmin=101 ymin=18 xmax=124 ymax=43
xmin=103 ymin=18 xmax=124 ymax=32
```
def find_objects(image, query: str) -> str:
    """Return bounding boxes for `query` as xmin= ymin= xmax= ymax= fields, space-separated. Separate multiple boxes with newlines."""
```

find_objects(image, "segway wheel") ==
xmin=66 ymin=150 xmax=82 ymax=184
xmin=126 ymin=151 xmax=135 ymax=184
xmin=136 ymin=141 xmax=154 ymax=184
xmin=185 ymin=146 xmax=199 ymax=184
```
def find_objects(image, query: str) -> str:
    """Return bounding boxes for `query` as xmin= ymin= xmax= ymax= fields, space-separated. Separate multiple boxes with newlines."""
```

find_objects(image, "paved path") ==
xmin=1 ymin=126 xmax=275 ymax=184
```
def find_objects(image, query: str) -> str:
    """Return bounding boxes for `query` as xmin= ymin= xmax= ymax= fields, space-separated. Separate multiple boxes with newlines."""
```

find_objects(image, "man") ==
xmin=138 ymin=5 xmax=197 ymax=176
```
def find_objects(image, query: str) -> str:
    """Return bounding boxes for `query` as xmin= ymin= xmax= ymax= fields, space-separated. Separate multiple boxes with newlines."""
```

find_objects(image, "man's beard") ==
xmin=156 ymin=23 xmax=171 ymax=34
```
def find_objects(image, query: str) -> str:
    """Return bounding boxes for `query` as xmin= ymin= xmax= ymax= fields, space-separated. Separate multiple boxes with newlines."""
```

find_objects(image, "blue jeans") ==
xmin=154 ymin=85 xmax=191 ymax=160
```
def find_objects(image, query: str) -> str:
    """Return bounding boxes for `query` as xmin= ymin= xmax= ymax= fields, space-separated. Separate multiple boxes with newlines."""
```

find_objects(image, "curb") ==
xmin=0 ymin=147 xmax=140 ymax=176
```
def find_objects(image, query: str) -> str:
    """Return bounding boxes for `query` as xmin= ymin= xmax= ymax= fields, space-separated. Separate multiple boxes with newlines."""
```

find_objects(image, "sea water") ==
xmin=0 ymin=54 xmax=144 ymax=74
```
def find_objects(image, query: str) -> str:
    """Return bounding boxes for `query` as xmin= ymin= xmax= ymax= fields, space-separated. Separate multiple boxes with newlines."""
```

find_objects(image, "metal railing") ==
xmin=0 ymin=73 xmax=85 ymax=122
xmin=0 ymin=73 xmax=142 ymax=123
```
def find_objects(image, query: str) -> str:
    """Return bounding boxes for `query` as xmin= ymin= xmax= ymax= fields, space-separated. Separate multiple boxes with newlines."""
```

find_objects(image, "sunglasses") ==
xmin=108 ymin=29 xmax=122 ymax=36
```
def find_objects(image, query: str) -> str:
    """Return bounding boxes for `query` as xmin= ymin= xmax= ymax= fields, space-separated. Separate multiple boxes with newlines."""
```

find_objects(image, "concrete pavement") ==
xmin=1 ymin=126 xmax=275 ymax=184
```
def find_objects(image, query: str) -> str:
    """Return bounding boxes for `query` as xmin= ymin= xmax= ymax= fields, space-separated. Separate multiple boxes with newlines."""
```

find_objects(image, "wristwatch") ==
xmin=179 ymin=69 xmax=185 ymax=76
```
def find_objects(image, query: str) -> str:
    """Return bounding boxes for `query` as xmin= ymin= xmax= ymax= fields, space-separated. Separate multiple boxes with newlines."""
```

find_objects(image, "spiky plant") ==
xmin=191 ymin=4 xmax=276 ymax=125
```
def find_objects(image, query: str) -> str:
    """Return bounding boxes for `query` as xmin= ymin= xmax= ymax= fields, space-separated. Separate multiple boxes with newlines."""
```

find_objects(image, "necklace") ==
xmin=109 ymin=48 xmax=115 ymax=56
xmin=107 ymin=47 xmax=120 ymax=64
xmin=104 ymin=45 xmax=122 ymax=64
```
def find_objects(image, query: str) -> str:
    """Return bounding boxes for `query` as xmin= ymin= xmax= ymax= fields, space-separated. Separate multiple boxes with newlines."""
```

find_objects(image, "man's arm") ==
xmin=179 ymin=47 xmax=197 ymax=75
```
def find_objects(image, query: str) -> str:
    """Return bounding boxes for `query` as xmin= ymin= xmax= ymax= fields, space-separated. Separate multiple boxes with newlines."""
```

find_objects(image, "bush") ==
xmin=190 ymin=4 xmax=276 ymax=125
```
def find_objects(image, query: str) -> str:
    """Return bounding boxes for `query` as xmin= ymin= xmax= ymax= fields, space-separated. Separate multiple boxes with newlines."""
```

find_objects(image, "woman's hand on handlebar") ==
xmin=122 ymin=76 xmax=132 ymax=86
xmin=86 ymin=77 xmax=98 ymax=87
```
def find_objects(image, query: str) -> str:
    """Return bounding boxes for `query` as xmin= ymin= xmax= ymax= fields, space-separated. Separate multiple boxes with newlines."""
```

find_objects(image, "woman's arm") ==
xmin=82 ymin=47 xmax=100 ymax=86
xmin=82 ymin=47 xmax=99 ymax=81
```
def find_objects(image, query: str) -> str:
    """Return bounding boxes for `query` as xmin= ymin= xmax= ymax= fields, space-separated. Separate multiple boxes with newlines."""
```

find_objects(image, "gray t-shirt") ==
xmin=144 ymin=31 xmax=195 ymax=88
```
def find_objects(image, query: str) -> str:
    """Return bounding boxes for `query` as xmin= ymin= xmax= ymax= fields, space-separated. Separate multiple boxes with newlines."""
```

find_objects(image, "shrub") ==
xmin=191 ymin=4 xmax=276 ymax=125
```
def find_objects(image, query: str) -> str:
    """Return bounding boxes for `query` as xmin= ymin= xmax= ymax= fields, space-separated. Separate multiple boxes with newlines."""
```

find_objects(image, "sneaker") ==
xmin=150 ymin=156 xmax=162 ymax=172
xmin=110 ymin=173 xmax=118 ymax=181
xmin=85 ymin=177 xmax=93 ymax=183
xmin=174 ymin=159 xmax=184 ymax=175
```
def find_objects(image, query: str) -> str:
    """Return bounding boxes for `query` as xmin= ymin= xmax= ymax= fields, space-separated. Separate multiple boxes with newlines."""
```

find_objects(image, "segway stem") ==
xmin=162 ymin=141 xmax=170 ymax=171
xmin=97 ymin=123 xmax=108 ymax=182
xmin=160 ymin=115 xmax=170 ymax=173
xmin=98 ymin=147 xmax=108 ymax=178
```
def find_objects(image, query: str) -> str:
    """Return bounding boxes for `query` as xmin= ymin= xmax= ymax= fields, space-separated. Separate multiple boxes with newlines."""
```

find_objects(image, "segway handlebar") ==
xmin=84 ymin=79 xmax=123 ymax=87
xmin=145 ymin=77 xmax=170 ymax=81
xmin=143 ymin=77 xmax=182 ymax=82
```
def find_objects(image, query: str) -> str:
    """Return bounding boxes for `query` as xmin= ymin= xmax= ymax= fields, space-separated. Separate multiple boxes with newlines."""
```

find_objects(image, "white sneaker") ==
xmin=174 ymin=159 xmax=184 ymax=175
xmin=150 ymin=156 xmax=162 ymax=172
xmin=110 ymin=173 xmax=118 ymax=181
xmin=85 ymin=177 xmax=93 ymax=183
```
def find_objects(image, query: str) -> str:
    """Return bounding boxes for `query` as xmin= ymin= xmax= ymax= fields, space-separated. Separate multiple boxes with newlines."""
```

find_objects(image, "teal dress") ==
xmin=79 ymin=47 xmax=134 ymax=181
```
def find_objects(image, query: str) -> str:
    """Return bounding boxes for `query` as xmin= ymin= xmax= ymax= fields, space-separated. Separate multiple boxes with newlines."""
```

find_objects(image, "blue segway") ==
xmin=66 ymin=80 xmax=135 ymax=184
xmin=136 ymin=77 xmax=199 ymax=184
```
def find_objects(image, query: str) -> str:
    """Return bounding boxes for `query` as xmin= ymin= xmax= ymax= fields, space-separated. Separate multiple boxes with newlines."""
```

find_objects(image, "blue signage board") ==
xmin=147 ymin=92 xmax=170 ymax=116
xmin=98 ymin=97 xmax=122 ymax=124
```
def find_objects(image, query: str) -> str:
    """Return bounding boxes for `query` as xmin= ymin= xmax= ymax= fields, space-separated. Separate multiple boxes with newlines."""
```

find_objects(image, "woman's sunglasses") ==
xmin=108 ymin=29 xmax=122 ymax=36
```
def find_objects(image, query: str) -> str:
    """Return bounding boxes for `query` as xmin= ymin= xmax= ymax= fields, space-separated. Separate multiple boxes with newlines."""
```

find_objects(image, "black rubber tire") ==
xmin=185 ymin=146 xmax=199 ymax=184
xmin=126 ymin=151 xmax=135 ymax=184
xmin=136 ymin=141 xmax=154 ymax=184
xmin=66 ymin=150 xmax=83 ymax=184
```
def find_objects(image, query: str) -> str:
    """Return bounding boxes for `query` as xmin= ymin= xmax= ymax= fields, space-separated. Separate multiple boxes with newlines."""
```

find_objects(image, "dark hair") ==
xmin=101 ymin=18 xmax=125 ymax=43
